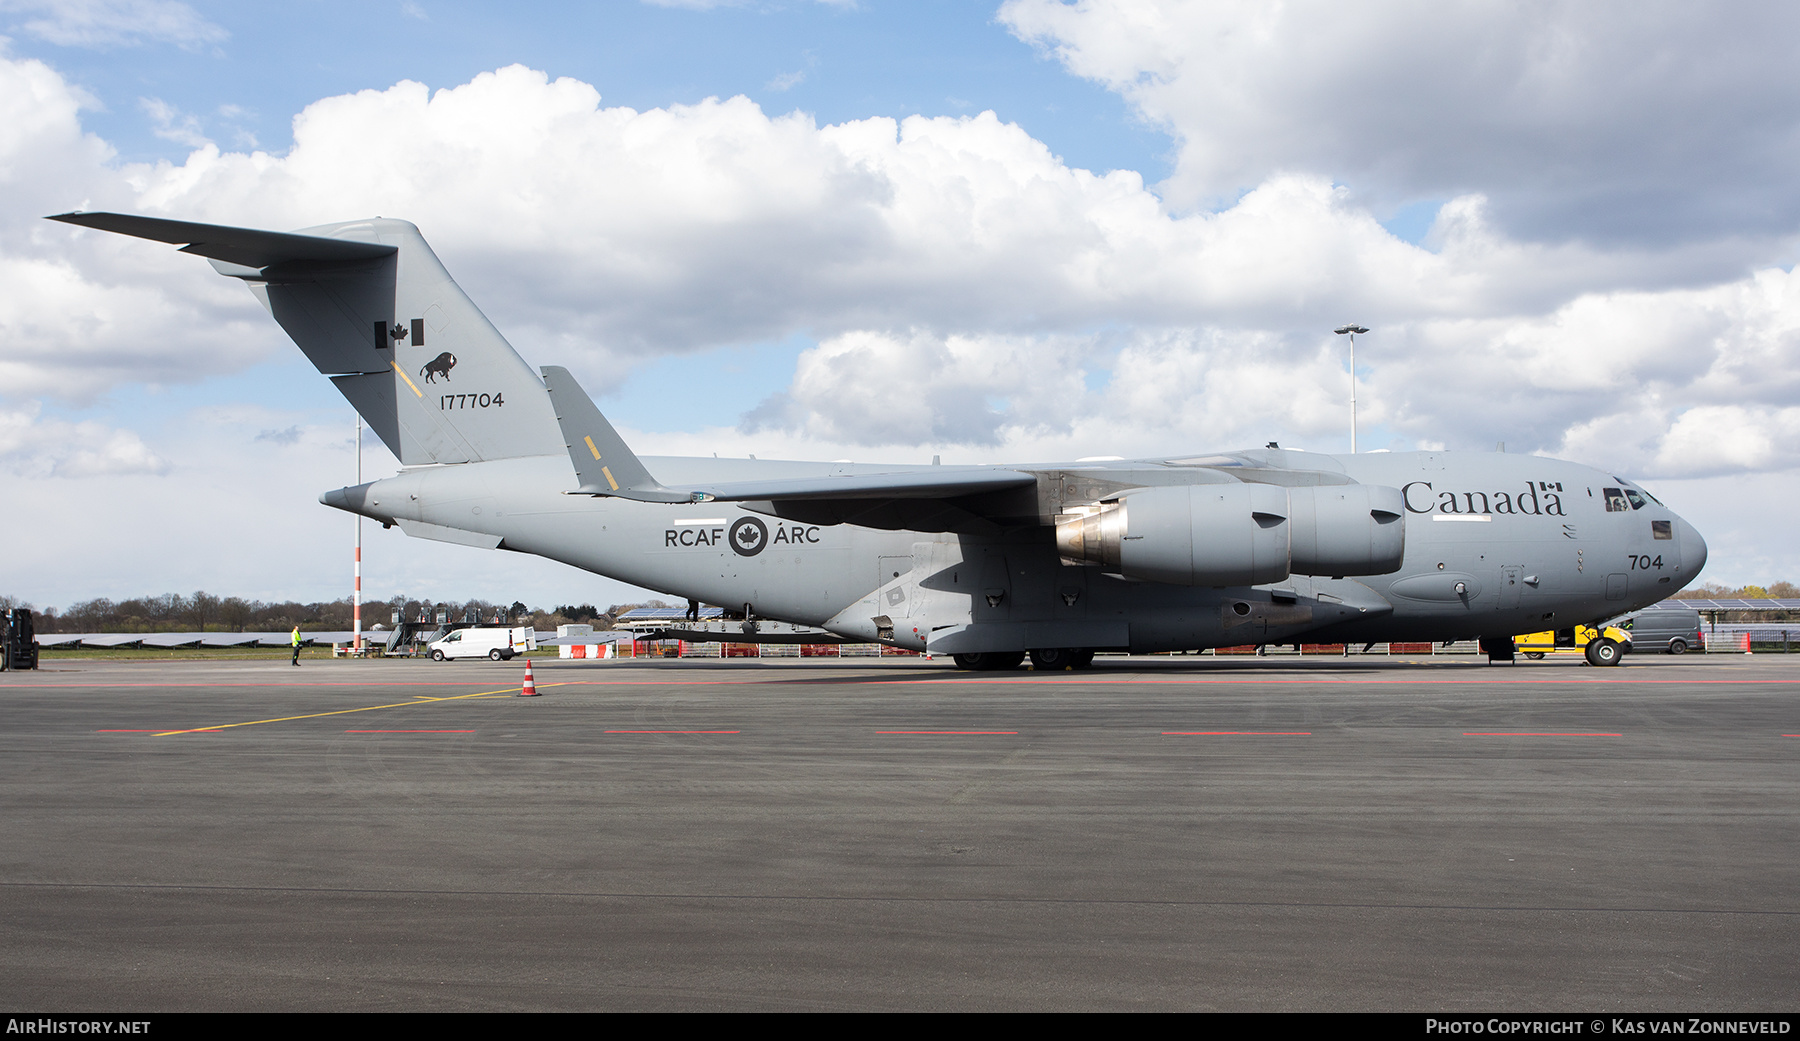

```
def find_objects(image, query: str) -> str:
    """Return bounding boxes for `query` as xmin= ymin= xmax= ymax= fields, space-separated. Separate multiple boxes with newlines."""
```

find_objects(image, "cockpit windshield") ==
xmin=1611 ymin=476 xmax=1663 ymax=507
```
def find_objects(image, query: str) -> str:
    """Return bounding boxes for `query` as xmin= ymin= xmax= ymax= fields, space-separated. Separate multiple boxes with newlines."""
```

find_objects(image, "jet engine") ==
xmin=1055 ymin=484 xmax=1292 ymax=586
xmin=1285 ymin=484 xmax=1406 ymax=577
xmin=1054 ymin=482 xmax=1405 ymax=586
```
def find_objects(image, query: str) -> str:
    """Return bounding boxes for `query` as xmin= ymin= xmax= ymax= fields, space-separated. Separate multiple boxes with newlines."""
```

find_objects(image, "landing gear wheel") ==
xmin=1069 ymin=649 xmax=1096 ymax=669
xmin=1668 ymin=639 xmax=1688 ymax=655
xmin=1585 ymin=638 xmax=1622 ymax=667
xmin=490 ymin=649 xmax=504 ymax=661
xmin=1028 ymin=647 xmax=1085 ymax=670
xmin=952 ymin=652 xmax=1025 ymax=671
xmin=431 ymin=649 xmax=446 ymax=662
xmin=1526 ymin=652 xmax=1545 ymax=660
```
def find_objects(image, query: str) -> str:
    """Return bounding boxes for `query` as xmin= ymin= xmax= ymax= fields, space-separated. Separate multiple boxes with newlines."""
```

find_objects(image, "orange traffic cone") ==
xmin=518 ymin=656 xmax=540 ymax=697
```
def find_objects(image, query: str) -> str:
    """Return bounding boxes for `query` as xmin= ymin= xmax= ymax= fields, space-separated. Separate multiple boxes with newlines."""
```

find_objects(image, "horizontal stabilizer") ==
xmin=46 ymin=212 xmax=395 ymax=268
xmin=541 ymin=365 xmax=691 ymax=502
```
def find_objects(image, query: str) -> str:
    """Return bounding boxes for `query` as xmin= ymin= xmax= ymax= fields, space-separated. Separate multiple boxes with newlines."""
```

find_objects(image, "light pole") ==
xmin=1334 ymin=325 xmax=1369 ymax=453
xmin=353 ymin=413 xmax=362 ymax=652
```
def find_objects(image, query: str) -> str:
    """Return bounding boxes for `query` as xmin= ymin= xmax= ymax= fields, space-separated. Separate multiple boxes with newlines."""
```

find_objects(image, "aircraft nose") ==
xmin=1679 ymin=517 xmax=1708 ymax=578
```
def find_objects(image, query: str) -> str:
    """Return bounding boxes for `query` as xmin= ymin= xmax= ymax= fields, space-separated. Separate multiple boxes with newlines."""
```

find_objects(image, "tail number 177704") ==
xmin=441 ymin=393 xmax=504 ymax=410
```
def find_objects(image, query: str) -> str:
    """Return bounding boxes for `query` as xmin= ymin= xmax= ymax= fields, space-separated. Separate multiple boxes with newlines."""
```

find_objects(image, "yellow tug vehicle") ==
xmin=1513 ymin=624 xmax=1634 ymax=666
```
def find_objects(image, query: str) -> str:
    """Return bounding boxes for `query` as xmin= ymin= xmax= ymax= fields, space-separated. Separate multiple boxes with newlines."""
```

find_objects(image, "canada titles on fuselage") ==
xmin=1402 ymin=481 xmax=1566 ymax=516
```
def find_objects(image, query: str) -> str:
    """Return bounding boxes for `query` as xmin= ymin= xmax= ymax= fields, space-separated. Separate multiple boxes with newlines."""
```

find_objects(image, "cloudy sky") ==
xmin=4 ymin=0 xmax=1798 ymax=613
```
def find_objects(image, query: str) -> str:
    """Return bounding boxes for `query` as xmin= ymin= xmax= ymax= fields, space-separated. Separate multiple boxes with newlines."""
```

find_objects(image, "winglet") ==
xmin=541 ymin=366 xmax=696 ymax=502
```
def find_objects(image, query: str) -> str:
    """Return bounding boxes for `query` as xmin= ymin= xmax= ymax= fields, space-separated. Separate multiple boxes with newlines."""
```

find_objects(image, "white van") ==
xmin=426 ymin=625 xmax=536 ymax=661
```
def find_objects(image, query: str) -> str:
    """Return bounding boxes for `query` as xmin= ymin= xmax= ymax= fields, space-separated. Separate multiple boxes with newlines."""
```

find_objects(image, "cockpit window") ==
xmin=1613 ymin=476 xmax=1665 ymax=506
xmin=1652 ymin=520 xmax=1673 ymax=540
xmin=1603 ymin=488 xmax=1630 ymax=512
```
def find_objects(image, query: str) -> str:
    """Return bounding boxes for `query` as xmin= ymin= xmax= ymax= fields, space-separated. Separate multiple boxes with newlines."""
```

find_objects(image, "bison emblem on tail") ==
xmin=419 ymin=352 xmax=457 ymax=383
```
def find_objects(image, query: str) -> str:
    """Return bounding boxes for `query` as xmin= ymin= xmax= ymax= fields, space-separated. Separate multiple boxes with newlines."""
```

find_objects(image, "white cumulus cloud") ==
xmin=0 ymin=0 xmax=227 ymax=50
xmin=1000 ymin=0 xmax=1800 ymax=249
xmin=2 ymin=50 xmax=1798 ymax=498
xmin=0 ymin=401 xmax=168 ymax=477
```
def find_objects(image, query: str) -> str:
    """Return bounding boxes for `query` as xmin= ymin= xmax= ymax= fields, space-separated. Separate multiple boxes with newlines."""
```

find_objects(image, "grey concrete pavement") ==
xmin=2 ymin=655 xmax=1796 ymax=1010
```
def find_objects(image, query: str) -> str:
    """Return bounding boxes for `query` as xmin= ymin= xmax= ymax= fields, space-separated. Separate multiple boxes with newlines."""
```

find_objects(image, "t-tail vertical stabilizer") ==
xmin=46 ymin=212 xmax=563 ymax=465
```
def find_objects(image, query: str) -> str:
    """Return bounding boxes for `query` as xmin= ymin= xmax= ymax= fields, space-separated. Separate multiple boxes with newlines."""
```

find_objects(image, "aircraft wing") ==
xmin=542 ymin=363 xmax=1377 ymax=534
xmin=689 ymin=470 xmax=1036 ymax=502
xmin=542 ymin=364 xmax=1038 ymax=531
xmin=693 ymin=470 xmax=1039 ymax=533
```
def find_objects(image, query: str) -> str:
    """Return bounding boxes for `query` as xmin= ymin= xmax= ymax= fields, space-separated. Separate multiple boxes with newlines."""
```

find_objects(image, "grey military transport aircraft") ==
xmin=50 ymin=212 xmax=1708 ymax=668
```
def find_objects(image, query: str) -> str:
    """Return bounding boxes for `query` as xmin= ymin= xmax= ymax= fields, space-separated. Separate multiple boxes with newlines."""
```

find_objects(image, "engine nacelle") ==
xmin=1285 ymin=485 xmax=1406 ymax=577
xmin=1055 ymin=484 xmax=1291 ymax=586
xmin=1055 ymin=482 xmax=1408 ymax=586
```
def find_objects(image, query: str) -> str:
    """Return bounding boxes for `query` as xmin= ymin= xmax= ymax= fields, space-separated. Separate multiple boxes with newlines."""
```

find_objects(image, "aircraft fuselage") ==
xmin=328 ymin=447 xmax=1706 ymax=655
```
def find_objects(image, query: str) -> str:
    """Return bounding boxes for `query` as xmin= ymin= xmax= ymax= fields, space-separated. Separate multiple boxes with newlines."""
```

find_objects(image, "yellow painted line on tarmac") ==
xmin=153 ymin=683 xmax=571 ymax=736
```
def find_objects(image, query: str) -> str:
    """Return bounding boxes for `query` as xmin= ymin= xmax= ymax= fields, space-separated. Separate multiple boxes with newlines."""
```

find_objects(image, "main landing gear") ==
xmin=952 ymin=651 xmax=1024 ymax=671
xmin=1028 ymin=648 xmax=1095 ymax=671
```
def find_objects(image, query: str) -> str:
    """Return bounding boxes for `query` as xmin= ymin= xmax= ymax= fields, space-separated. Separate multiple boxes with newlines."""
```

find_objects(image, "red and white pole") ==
xmin=353 ymin=415 xmax=363 ymax=652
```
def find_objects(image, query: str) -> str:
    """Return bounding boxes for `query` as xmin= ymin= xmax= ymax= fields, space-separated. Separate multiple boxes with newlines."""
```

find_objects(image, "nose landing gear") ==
xmin=1584 ymin=638 xmax=1623 ymax=667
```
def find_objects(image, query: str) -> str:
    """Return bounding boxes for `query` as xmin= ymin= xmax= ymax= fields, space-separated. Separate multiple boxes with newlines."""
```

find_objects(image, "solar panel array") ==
xmin=1643 ymin=599 xmax=1800 ymax=612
